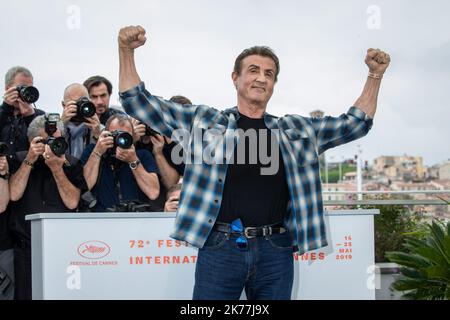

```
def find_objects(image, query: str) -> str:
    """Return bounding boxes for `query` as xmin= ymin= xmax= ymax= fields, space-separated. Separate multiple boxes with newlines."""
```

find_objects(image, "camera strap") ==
xmin=108 ymin=159 xmax=124 ymax=203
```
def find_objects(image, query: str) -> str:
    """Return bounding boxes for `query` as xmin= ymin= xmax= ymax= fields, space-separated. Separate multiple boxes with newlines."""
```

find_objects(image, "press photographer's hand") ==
xmin=27 ymin=136 xmax=45 ymax=163
xmin=0 ymin=156 xmax=9 ymax=175
xmin=131 ymin=118 xmax=146 ymax=142
xmin=94 ymin=131 xmax=114 ymax=156
xmin=115 ymin=144 xmax=138 ymax=164
xmin=44 ymin=144 xmax=65 ymax=170
xmin=3 ymin=87 xmax=19 ymax=106
xmin=85 ymin=114 xmax=102 ymax=139
xmin=150 ymin=134 xmax=165 ymax=155
xmin=61 ymin=101 xmax=78 ymax=123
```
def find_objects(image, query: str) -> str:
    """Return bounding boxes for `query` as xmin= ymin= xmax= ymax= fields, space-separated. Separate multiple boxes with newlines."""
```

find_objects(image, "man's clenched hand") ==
xmin=118 ymin=25 xmax=147 ymax=51
xmin=365 ymin=48 xmax=391 ymax=75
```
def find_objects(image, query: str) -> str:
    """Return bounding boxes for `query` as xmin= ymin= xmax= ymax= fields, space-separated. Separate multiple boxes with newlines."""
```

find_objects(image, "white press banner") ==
xmin=27 ymin=210 xmax=378 ymax=300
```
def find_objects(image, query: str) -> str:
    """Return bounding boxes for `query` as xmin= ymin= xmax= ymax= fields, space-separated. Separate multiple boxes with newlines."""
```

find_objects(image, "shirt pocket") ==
xmin=284 ymin=128 xmax=319 ymax=167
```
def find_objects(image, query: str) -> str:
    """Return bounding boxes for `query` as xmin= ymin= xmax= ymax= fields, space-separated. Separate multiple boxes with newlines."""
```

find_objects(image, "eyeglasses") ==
xmin=231 ymin=219 xmax=248 ymax=250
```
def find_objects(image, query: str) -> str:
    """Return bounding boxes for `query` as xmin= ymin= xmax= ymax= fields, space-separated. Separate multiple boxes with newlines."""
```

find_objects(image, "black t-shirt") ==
xmin=0 ymin=208 xmax=13 ymax=250
xmin=0 ymin=103 xmax=45 ymax=161
xmin=217 ymin=113 xmax=289 ymax=227
xmin=162 ymin=140 xmax=185 ymax=176
xmin=0 ymin=103 xmax=45 ymax=249
xmin=9 ymin=152 xmax=88 ymax=244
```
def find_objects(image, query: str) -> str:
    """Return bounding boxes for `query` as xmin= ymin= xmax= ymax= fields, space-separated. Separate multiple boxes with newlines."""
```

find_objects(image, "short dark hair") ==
xmin=83 ymin=75 xmax=113 ymax=96
xmin=234 ymin=46 xmax=280 ymax=82
xmin=169 ymin=95 xmax=192 ymax=105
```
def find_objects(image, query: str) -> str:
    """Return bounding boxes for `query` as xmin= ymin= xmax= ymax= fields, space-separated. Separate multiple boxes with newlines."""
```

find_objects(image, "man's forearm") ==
xmin=132 ymin=169 xmax=160 ymax=200
xmin=353 ymin=76 xmax=382 ymax=119
xmin=119 ymin=48 xmax=141 ymax=93
xmin=154 ymin=153 xmax=180 ymax=189
xmin=83 ymin=153 xmax=101 ymax=190
xmin=9 ymin=163 xmax=32 ymax=201
xmin=52 ymin=167 xmax=80 ymax=210
xmin=0 ymin=180 xmax=9 ymax=213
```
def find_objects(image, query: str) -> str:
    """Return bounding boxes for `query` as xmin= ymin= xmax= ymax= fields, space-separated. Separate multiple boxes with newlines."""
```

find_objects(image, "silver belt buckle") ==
xmin=244 ymin=227 xmax=257 ymax=239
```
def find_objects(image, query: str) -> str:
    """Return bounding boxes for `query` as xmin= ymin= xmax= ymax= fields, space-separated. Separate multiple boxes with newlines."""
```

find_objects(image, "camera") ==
xmin=106 ymin=200 xmax=156 ymax=213
xmin=0 ymin=142 xmax=9 ymax=157
xmin=42 ymin=113 xmax=68 ymax=156
xmin=71 ymin=97 xmax=96 ymax=123
xmin=144 ymin=125 xmax=160 ymax=137
xmin=44 ymin=137 xmax=68 ymax=157
xmin=105 ymin=130 xmax=134 ymax=157
xmin=16 ymin=85 xmax=39 ymax=104
xmin=110 ymin=130 xmax=133 ymax=149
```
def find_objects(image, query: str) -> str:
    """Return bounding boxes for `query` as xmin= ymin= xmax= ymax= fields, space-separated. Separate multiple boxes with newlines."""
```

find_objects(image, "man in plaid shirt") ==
xmin=118 ymin=25 xmax=390 ymax=300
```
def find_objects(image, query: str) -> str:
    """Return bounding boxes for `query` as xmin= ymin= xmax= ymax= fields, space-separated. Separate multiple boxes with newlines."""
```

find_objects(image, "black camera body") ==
xmin=16 ymin=85 xmax=39 ymax=104
xmin=144 ymin=125 xmax=160 ymax=137
xmin=71 ymin=97 xmax=96 ymax=123
xmin=0 ymin=142 xmax=9 ymax=157
xmin=42 ymin=114 xmax=68 ymax=157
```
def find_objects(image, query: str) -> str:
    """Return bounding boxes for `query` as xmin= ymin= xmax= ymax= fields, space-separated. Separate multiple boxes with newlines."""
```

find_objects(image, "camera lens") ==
xmin=72 ymin=97 xmax=96 ymax=123
xmin=116 ymin=132 xmax=133 ymax=149
xmin=47 ymin=137 xmax=68 ymax=156
xmin=17 ymin=85 xmax=39 ymax=104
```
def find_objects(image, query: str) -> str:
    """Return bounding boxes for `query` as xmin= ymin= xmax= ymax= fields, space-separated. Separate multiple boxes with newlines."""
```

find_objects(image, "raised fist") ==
xmin=365 ymin=48 xmax=391 ymax=75
xmin=118 ymin=25 xmax=147 ymax=50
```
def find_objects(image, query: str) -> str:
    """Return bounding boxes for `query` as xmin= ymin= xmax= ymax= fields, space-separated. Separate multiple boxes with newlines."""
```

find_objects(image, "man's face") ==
xmin=232 ymin=55 xmax=276 ymax=107
xmin=89 ymin=83 xmax=110 ymax=116
xmin=7 ymin=73 xmax=33 ymax=91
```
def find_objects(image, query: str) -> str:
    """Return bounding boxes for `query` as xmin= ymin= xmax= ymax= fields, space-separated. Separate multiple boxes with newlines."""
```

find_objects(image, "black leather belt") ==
xmin=214 ymin=221 xmax=286 ymax=239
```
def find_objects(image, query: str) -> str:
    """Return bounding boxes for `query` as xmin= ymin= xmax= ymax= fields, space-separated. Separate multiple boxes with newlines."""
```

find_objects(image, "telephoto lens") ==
xmin=71 ymin=97 xmax=96 ymax=123
xmin=16 ymin=85 xmax=40 ymax=104
xmin=45 ymin=137 xmax=68 ymax=156
xmin=0 ymin=142 xmax=9 ymax=157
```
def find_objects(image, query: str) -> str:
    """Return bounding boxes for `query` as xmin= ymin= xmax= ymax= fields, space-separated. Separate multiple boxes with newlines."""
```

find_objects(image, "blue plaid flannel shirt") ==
xmin=120 ymin=82 xmax=373 ymax=254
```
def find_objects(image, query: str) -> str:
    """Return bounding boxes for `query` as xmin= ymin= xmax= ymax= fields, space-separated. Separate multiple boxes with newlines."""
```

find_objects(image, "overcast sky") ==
xmin=1 ymin=0 xmax=449 ymax=166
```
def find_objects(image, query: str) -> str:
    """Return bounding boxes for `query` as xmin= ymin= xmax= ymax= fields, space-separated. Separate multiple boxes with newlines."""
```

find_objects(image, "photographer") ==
xmin=133 ymin=95 xmax=189 ymax=191
xmin=0 ymin=66 xmax=44 ymax=300
xmin=164 ymin=184 xmax=182 ymax=213
xmin=80 ymin=114 xmax=160 ymax=212
xmin=83 ymin=76 xmax=126 ymax=125
xmin=0 ymin=154 xmax=11 ymax=300
xmin=0 ymin=66 xmax=45 ymax=160
xmin=8 ymin=115 xmax=87 ymax=300
xmin=61 ymin=83 xmax=103 ymax=160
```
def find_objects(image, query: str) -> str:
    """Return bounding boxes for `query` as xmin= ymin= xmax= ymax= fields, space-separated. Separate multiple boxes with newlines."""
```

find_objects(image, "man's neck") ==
xmin=237 ymin=100 xmax=267 ymax=119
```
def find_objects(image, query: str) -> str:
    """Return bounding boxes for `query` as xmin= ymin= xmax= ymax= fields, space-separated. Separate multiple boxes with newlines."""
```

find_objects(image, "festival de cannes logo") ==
xmin=77 ymin=241 xmax=111 ymax=260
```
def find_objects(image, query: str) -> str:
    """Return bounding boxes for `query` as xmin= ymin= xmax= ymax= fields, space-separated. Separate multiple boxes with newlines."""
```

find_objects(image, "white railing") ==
xmin=322 ymin=190 xmax=450 ymax=206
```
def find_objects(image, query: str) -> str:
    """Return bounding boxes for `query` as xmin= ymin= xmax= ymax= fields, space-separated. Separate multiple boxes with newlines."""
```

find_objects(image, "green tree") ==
xmin=361 ymin=195 xmax=424 ymax=262
xmin=386 ymin=221 xmax=450 ymax=300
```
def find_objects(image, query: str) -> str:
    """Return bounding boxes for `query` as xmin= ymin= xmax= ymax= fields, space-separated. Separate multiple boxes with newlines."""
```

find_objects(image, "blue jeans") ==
xmin=193 ymin=230 xmax=294 ymax=300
